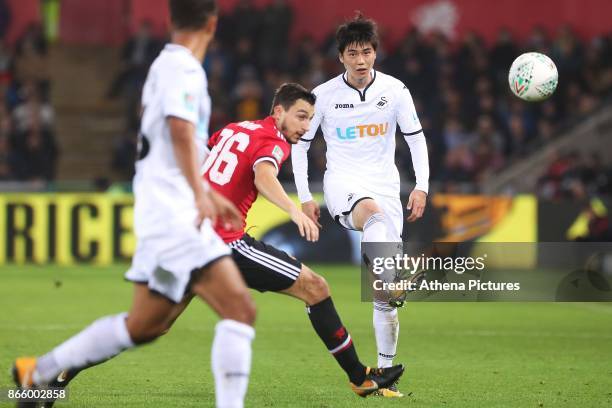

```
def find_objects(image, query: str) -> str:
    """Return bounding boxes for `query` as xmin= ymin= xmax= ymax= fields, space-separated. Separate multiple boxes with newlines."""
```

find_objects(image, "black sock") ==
xmin=307 ymin=297 xmax=366 ymax=385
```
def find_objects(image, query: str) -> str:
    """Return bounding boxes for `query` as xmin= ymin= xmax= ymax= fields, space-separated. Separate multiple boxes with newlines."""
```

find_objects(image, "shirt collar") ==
xmin=341 ymin=69 xmax=377 ymax=102
xmin=164 ymin=43 xmax=200 ymax=64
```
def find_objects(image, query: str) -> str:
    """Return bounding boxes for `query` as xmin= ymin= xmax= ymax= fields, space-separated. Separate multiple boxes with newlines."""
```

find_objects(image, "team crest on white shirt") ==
xmin=375 ymin=96 xmax=389 ymax=110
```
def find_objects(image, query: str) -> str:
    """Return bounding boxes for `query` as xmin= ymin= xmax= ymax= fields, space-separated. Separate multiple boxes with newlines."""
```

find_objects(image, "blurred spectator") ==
xmin=258 ymin=0 xmax=292 ymax=70
xmin=0 ymin=135 xmax=18 ymax=179
xmin=442 ymin=117 xmax=471 ymax=150
xmin=471 ymin=115 xmax=505 ymax=173
xmin=204 ymin=40 xmax=232 ymax=86
xmin=526 ymin=26 xmax=551 ymax=54
xmin=552 ymin=25 xmax=583 ymax=84
xmin=0 ymin=0 xmax=10 ymax=40
xmin=208 ymin=75 xmax=233 ymax=131
xmin=287 ymin=35 xmax=319 ymax=78
xmin=15 ymin=23 xmax=47 ymax=55
xmin=231 ymin=37 xmax=257 ymax=79
xmin=0 ymin=100 xmax=9 ymax=134
xmin=232 ymin=67 xmax=264 ymax=121
xmin=11 ymin=82 xmax=53 ymax=133
xmin=227 ymin=0 xmax=261 ymax=43
xmin=17 ymin=119 xmax=58 ymax=181
xmin=490 ymin=28 xmax=517 ymax=77
xmin=13 ymin=25 xmax=50 ymax=98
xmin=582 ymin=37 xmax=612 ymax=95
xmin=538 ymin=100 xmax=560 ymax=123
xmin=0 ymin=39 xmax=11 ymax=85
xmin=472 ymin=136 xmax=503 ymax=181
xmin=107 ymin=21 xmax=161 ymax=99
xmin=534 ymin=118 xmax=556 ymax=146
xmin=442 ymin=144 xmax=475 ymax=184
xmin=506 ymin=114 xmax=531 ymax=157
xmin=538 ymin=152 xmax=612 ymax=200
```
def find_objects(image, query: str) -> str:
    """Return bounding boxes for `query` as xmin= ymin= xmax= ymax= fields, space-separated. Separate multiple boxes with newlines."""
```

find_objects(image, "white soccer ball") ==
xmin=508 ymin=52 xmax=558 ymax=102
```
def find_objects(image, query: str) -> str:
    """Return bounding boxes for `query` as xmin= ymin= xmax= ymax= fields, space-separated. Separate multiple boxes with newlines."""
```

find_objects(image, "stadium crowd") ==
xmin=2 ymin=0 xmax=612 ymax=194
xmin=538 ymin=151 xmax=612 ymax=200
xmin=112 ymin=1 xmax=612 ymax=193
xmin=0 ymin=14 xmax=58 ymax=182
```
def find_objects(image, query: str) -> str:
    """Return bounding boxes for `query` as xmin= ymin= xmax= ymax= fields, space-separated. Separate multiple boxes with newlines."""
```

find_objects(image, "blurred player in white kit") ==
xmin=12 ymin=2 xmax=256 ymax=408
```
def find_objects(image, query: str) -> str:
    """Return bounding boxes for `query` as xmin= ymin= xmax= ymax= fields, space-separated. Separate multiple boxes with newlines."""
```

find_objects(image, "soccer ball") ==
xmin=508 ymin=52 xmax=558 ymax=102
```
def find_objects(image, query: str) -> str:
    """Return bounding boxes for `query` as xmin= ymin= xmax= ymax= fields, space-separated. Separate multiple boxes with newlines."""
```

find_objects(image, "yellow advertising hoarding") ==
xmin=0 ymin=193 xmax=537 ymax=265
xmin=0 ymin=194 xmax=135 ymax=265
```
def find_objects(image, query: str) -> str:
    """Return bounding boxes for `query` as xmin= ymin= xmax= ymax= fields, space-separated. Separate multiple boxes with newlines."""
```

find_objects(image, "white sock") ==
xmin=362 ymin=212 xmax=389 ymax=242
xmin=373 ymin=303 xmax=399 ymax=368
xmin=33 ymin=313 xmax=134 ymax=384
xmin=363 ymin=213 xmax=401 ymax=367
xmin=211 ymin=319 xmax=255 ymax=408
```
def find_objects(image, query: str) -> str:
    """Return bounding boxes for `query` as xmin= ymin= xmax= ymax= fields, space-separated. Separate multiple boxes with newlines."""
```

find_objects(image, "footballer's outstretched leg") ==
xmin=38 ymin=257 xmax=256 ymax=408
xmin=12 ymin=256 xmax=256 ymax=408
xmin=11 ymin=283 xmax=183 ymax=404
xmin=35 ymin=287 xmax=197 ymax=408
xmin=281 ymin=265 xmax=405 ymax=396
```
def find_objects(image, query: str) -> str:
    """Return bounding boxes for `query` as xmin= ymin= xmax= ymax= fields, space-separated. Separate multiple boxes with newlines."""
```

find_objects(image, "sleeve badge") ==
xmin=272 ymin=145 xmax=284 ymax=163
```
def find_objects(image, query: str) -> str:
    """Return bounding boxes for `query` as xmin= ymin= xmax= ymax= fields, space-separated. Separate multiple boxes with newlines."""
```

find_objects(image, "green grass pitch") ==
xmin=1 ymin=265 xmax=612 ymax=407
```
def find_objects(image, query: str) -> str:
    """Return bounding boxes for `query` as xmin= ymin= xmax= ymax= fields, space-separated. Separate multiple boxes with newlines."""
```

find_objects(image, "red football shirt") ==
xmin=203 ymin=116 xmax=291 ymax=243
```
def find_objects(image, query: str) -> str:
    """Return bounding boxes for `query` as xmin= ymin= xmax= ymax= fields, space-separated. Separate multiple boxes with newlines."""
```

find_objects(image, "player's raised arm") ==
xmin=254 ymin=161 xmax=319 ymax=242
xmin=291 ymin=128 xmax=317 ymax=205
xmin=292 ymin=99 xmax=323 ymax=226
xmin=397 ymin=83 xmax=430 ymax=222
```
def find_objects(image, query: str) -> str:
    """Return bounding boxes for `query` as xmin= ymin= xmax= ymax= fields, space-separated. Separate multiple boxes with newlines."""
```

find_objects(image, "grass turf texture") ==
xmin=1 ymin=265 xmax=612 ymax=407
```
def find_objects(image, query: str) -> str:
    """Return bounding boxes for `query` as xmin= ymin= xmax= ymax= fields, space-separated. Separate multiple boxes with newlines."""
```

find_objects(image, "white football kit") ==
xmin=125 ymin=43 xmax=229 ymax=303
xmin=292 ymin=70 xmax=430 ymax=239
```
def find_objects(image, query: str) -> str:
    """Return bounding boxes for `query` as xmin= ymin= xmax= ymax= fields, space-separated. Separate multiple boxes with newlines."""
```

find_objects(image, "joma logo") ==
xmin=335 ymin=103 xmax=354 ymax=109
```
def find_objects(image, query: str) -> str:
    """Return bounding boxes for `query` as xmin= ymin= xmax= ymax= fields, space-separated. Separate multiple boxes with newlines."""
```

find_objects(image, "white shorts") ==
xmin=125 ymin=220 xmax=231 ymax=303
xmin=323 ymin=177 xmax=403 ymax=240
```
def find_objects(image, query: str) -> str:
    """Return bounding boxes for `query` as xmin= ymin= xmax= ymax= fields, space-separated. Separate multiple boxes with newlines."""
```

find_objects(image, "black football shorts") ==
xmin=228 ymin=234 xmax=302 ymax=292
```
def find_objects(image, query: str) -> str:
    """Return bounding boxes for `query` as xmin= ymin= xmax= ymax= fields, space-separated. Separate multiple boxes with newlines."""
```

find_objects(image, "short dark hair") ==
xmin=270 ymin=83 xmax=316 ymax=115
xmin=336 ymin=12 xmax=379 ymax=54
xmin=169 ymin=0 xmax=217 ymax=30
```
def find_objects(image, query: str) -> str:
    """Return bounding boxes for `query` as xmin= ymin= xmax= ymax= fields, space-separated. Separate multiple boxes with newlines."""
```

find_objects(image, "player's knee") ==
xmin=311 ymin=273 xmax=330 ymax=302
xmin=219 ymin=290 xmax=257 ymax=326
xmin=302 ymin=267 xmax=330 ymax=304
xmin=126 ymin=318 xmax=168 ymax=345
xmin=362 ymin=199 xmax=383 ymax=215
xmin=353 ymin=200 xmax=384 ymax=229
xmin=238 ymin=292 xmax=257 ymax=326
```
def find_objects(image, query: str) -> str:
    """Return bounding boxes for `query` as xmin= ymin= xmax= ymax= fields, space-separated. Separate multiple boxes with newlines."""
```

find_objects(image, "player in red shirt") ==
xmin=203 ymin=83 xmax=405 ymax=397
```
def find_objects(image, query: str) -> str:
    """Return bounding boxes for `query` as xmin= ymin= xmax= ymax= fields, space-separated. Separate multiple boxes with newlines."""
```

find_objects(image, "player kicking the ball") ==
xmin=203 ymin=83 xmax=405 ymax=397
xmin=12 ymin=2 xmax=256 ymax=408
xmin=291 ymin=14 xmax=430 ymax=398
